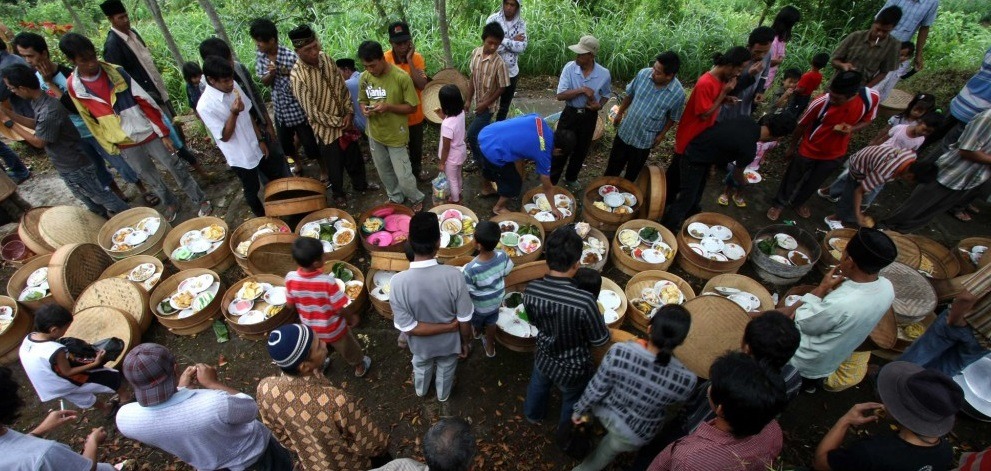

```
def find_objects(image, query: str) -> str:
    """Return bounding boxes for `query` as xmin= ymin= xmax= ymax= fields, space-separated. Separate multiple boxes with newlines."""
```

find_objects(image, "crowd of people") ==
xmin=2 ymin=0 xmax=991 ymax=469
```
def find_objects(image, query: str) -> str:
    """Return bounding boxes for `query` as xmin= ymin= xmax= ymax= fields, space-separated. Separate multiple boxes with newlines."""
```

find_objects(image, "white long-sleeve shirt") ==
xmin=486 ymin=11 xmax=528 ymax=77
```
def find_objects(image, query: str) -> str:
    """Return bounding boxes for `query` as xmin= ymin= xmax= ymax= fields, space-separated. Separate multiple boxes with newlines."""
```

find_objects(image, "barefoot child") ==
xmin=436 ymin=84 xmax=467 ymax=203
xmin=18 ymin=304 xmax=131 ymax=411
xmin=463 ymin=221 xmax=513 ymax=357
xmin=285 ymin=237 xmax=371 ymax=377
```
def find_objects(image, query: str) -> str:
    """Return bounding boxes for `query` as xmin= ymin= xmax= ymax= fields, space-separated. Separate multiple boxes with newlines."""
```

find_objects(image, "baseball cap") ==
xmin=388 ymin=22 xmax=412 ymax=43
xmin=568 ymin=35 xmax=600 ymax=55
xmin=122 ymin=343 xmax=178 ymax=407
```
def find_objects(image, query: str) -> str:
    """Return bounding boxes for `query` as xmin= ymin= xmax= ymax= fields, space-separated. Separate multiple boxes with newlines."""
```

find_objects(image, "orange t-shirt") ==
xmin=384 ymin=50 xmax=426 ymax=126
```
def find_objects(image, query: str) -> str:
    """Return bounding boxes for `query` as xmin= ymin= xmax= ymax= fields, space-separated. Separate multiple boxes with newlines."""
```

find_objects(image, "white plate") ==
xmin=236 ymin=282 xmax=270 ymax=300
xmin=179 ymin=274 xmax=214 ymax=294
xmin=603 ymin=193 xmax=625 ymax=208
xmin=228 ymin=299 xmax=254 ymax=316
xmin=559 ymin=207 xmax=572 ymax=218
xmin=769 ymin=254 xmax=792 ymax=265
xmin=641 ymin=249 xmax=666 ymax=264
xmin=686 ymin=222 xmax=709 ymax=239
xmin=498 ymin=221 xmax=519 ymax=233
xmin=688 ymin=243 xmax=706 ymax=257
xmin=440 ymin=231 xmax=451 ymax=248
xmin=18 ymin=286 xmax=47 ymax=302
xmin=534 ymin=211 xmax=556 ymax=222
xmin=618 ymin=229 xmax=640 ymax=247
xmin=300 ymin=221 xmax=322 ymax=238
xmin=238 ymin=310 xmax=266 ymax=325
xmin=621 ymin=192 xmax=638 ymax=207
xmin=0 ymin=306 xmax=11 ymax=318
xmin=372 ymin=270 xmax=398 ymax=287
xmin=111 ymin=227 xmax=134 ymax=244
xmin=128 ymin=263 xmax=157 ymax=282
xmin=124 ymin=230 xmax=149 ymax=246
xmin=186 ymin=238 xmax=213 ymax=253
xmin=26 ymin=267 xmax=48 ymax=287
xmin=440 ymin=218 xmax=463 ymax=235
xmin=744 ymin=170 xmax=762 ymax=183
xmin=598 ymin=185 xmax=619 ymax=197
xmin=828 ymin=237 xmax=847 ymax=252
xmin=784 ymin=294 xmax=802 ymax=307
xmin=728 ymin=292 xmax=761 ymax=311
xmin=176 ymin=308 xmax=196 ymax=319
xmin=700 ymin=237 xmax=725 ymax=254
xmin=518 ymin=234 xmax=541 ymax=254
xmin=708 ymin=252 xmax=729 ymax=262
xmin=180 ymin=230 xmax=203 ymax=247
xmin=263 ymin=287 xmax=288 ymax=306
xmin=598 ymin=290 xmax=622 ymax=310
xmin=334 ymin=219 xmax=354 ymax=231
xmin=321 ymin=240 xmax=334 ymax=253
xmin=554 ymin=193 xmax=572 ymax=208
xmin=787 ymin=250 xmax=811 ymax=266
xmin=169 ymin=291 xmax=196 ymax=311
xmin=713 ymin=286 xmax=741 ymax=296
xmin=500 ymin=232 xmax=520 ymax=247
xmin=775 ymin=233 xmax=798 ymax=250
xmin=603 ymin=308 xmax=620 ymax=324
xmin=580 ymin=249 xmax=602 ymax=266
xmin=370 ymin=286 xmax=390 ymax=301
xmin=722 ymin=243 xmax=746 ymax=261
xmin=707 ymin=225 xmax=733 ymax=241
xmin=523 ymin=203 xmax=540 ymax=215
xmin=136 ymin=216 xmax=161 ymax=234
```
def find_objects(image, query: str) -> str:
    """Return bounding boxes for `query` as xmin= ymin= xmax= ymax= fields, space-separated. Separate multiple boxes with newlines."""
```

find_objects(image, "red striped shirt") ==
xmin=848 ymin=145 xmax=917 ymax=193
xmin=285 ymin=268 xmax=349 ymax=343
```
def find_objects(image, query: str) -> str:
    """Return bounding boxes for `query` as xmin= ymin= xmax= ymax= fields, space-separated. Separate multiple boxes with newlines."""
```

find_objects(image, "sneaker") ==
xmin=817 ymin=188 xmax=839 ymax=203
xmin=397 ymin=332 xmax=409 ymax=349
xmin=824 ymin=217 xmax=845 ymax=230
xmin=355 ymin=356 xmax=372 ymax=377
xmin=198 ymin=201 xmax=213 ymax=217
xmin=481 ymin=337 xmax=496 ymax=358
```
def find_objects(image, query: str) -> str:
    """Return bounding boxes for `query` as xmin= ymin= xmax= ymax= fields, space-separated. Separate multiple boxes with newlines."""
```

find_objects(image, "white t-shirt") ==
xmin=882 ymin=124 xmax=925 ymax=151
xmin=0 ymin=428 xmax=115 ymax=471
xmin=196 ymin=82 xmax=263 ymax=170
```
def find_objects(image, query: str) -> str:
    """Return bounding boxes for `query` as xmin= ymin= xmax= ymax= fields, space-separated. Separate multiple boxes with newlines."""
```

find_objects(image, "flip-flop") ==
xmin=410 ymin=198 xmax=424 ymax=212
xmin=952 ymin=210 xmax=973 ymax=222
xmin=733 ymin=196 xmax=747 ymax=208
xmin=766 ymin=206 xmax=782 ymax=221
xmin=824 ymin=217 xmax=845 ymax=230
xmin=796 ymin=206 xmax=812 ymax=218
xmin=142 ymin=192 xmax=160 ymax=206
xmin=717 ymin=194 xmax=730 ymax=206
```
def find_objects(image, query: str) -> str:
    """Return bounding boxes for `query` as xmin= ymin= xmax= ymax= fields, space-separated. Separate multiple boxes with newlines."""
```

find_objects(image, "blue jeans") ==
xmin=828 ymin=169 xmax=882 ymax=209
xmin=61 ymin=165 xmax=130 ymax=216
xmin=898 ymin=309 xmax=989 ymax=377
xmin=467 ymin=110 xmax=493 ymax=164
xmin=524 ymin=364 xmax=588 ymax=426
xmin=0 ymin=141 xmax=29 ymax=180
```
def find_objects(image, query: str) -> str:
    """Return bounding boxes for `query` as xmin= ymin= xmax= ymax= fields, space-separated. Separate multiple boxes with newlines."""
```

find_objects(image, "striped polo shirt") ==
xmin=524 ymin=276 xmax=610 ymax=387
xmin=848 ymin=145 xmax=917 ymax=193
xmin=468 ymin=46 xmax=510 ymax=116
xmin=463 ymin=251 xmax=514 ymax=316
xmin=962 ymin=263 xmax=991 ymax=341
xmin=285 ymin=268 xmax=349 ymax=343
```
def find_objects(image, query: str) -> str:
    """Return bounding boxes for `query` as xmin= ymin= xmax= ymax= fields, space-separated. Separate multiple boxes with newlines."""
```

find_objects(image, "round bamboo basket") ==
xmin=0 ymin=169 xmax=17 ymax=202
xmin=444 ymin=255 xmax=474 ymax=267
xmin=230 ymin=217 xmax=291 ymax=273
xmin=489 ymin=212 xmax=546 ymax=265
xmin=430 ymin=204 xmax=480 ymax=260
xmin=600 ymin=277 xmax=628 ymax=329
xmin=593 ymin=329 xmax=640 ymax=366
xmin=892 ymin=312 xmax=937 ymax=353
xmin=0 ymin=296 xmax=30 ymax=364
xmin=263 ymin=177 xmax=328 ymax=218
xmin=7 ymin=254 xmax=55 ymax=313
xmin=38 ymin=206 xmax=106 ymax=248
xmin=64 ymin=306 xmax=140 ymax=369
xmin=885 ymin=231 xmax=922 ymax=270
xmin=97 ymin=207 xmax=171 ymax=260
xmin=610 ymin=219 xmax=678 ymax=276
xmin=817 ymin=228 xmax=857 ymax=275
xmin=777 ymin=284 xmax=816 ymax=309
xmin=221 ymin=274 xmax=297 ymax=340
xmin=624 ymin=270 xmax=696 ymax=333
xmin=701 ymin=274 xmax=775 ymax=312
xmin=358 ymin=203 xmax=414 ymax=253
xmin=750 ymin=224 xmax=821 ymax=286
xmin=48 ymin=243 xmax=113 ymax=310
xmin=18 ymin=206 xmax=54 ymax=256
xmin=879 ymin=89 xmax=912 ymax=121
xmin=905 ymin=235 xmax=960 ymax=280
xmin=245 ymin=233 xmax=299 ymax=277
xmin=322 ymin=260 xmax=368 ymax=325
xmin=149 ymin=268 xmax=224 ymax=335
xmin=674 ymin=296 xmax=750 ymax=378
xmin=295 ymin=208 xmax=358 ymax=262
xmin=366 ymin=253 xmax=411 ymax=320
xmin=99 ymin=255 xmax=168 ymax=293
xmin=73 ymin=278 xmax=152 ymax=333
xmin=880 ymin=262 xmax=937 ymax=324
xmin=635 ymin=165 xmax=666 ymax=220
xmin=954 ymin=237 xmax=991 ymax=276
xmin=162 ymin=216 xmax=234 ymax=273
xmin=431 ymin=68 xmax=470 ymax=97
xmin=580 ymin=176 xmax=644 ymax=233
xmin=675 ymin=212 xmax=752 ymax=280
xmin=579 ymin=227 xmax=610 ymax=272
xmin=520 ymin=186 xmax=578 ymax=233
xmin=495 ymin=262 xmax=550 ymax=353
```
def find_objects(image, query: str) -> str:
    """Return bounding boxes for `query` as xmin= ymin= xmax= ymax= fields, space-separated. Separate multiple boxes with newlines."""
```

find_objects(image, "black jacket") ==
xmin=103 ymin=28 xmax=165 ymax=106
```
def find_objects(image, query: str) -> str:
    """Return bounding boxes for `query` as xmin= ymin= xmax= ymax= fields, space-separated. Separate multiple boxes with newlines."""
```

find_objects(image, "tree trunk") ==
xmin=435 ymin=0 xmax=454 ymax=69
xmin=197 ymin=0 xmax=240 ymax=62
xmin=62 ymin=0 xmax=89 ymax=36
xmin=142 ymin=0 xmax=184 ymax=68
xmin=757 ymin=0 xmax=775 ymax=25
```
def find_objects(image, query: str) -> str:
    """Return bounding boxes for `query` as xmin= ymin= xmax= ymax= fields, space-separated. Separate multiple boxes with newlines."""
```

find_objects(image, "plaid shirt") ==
xmin=618 ymin=68 xmax=685 ymax=149
xmin=256 ymin=45 xmax=308 ymax=127
xmin=648 ymin=419 xmax=783 ymax=471
xmin=936 ymin=109 xmax=991 ymax=191
xmin=883 ymin=0 xmax=939 ymax=42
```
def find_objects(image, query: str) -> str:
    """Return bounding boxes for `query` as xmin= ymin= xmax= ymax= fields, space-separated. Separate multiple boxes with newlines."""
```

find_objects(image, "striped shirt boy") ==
xmin=285 ymin=268 xmax=349 ymax=343
xmin=848 ymin=145 xmax=917 ymax=193
xmin=468 ymin=46 xmax=510 ymax=116
xmin=463 ymin=250 xmax=514 ymax=316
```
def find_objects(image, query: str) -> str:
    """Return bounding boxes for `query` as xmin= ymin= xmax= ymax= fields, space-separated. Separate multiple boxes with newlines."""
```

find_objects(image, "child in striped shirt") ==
xmin=463 ymin=221 xmax=514 ymax=357
xmin=285 ymin=237 xmax=371 ymax=377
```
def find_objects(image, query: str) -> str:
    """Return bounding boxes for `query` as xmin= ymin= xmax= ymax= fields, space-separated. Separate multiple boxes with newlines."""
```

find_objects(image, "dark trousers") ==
xmin=232 ymin=156 xmax=291 ymax=217
xmin=773 ymin=155 xmax=843 ymax=209
xmin=408 ymin=122 xmax=424 ymax=177
xmin=277 ymin=121 xmax=321 ymax=163
xmin=244 ymin=435 xmax=294 ymax=471
xmin=551 ymin=106 xmax=598 ymax=184
xmin=495 ymin=75 xmax=520 ymax=121
xmin=662 ymin=159 xmax=709 ymax=232
xmin=322 ymin=137 xmax=369 ymax=198
xmin=883 ymin=179 xmax=978 ymax=232
xmin=605 ymin=135 xmax=650 ymax=182
xmin=0 ymin=141 xmax=29 ymax=180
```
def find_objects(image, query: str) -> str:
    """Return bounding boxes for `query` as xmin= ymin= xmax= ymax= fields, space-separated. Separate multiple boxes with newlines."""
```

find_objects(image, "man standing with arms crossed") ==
xmin=487 ymin=0 xmax=528 ymax=122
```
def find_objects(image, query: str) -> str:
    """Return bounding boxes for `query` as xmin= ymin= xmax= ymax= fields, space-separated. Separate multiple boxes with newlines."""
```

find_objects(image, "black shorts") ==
xmin=482 ymin=158 xmax=522 ymax=198
xmin=84 ymin=368 xmax=122 ymax=391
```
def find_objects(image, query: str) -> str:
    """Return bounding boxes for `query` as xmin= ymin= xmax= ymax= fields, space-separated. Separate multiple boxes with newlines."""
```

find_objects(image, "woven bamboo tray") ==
xmin=73 ymin=277 xmax=152 ymax=333
xmin=221 ymin=274 xmax=297 ymax=340
xmin=358 ymin=203 xmax=414 ymax=253
xmin=817 ymin=228 xmax=857 ymax=275
xmin=905 ymin=234 xmax=960 ymax=280
xmin=581 ymin=176 xmax=643 ymax=233
xmin=611 ymin=219 xmax=677 ymax=275
xmin=162 ymin=216 xmax=233 ymax=273
xmin=48 ymin=243 xmax=113 ymax=310
xmin=675 ymin=212 xmax=751 ymax=280
xmin=230 ymin=217 xmax=291 ymax=274
xmin=0 ymin=296 xmax=30 ymax=364
xmin=635 ymin=165 xmax=666 ymax=220
xmin=954 ymin=237 xmax=991 ymax=276
xmin=150 ymin=268 xmax=224 ymax=334
xmin=263 ymin=177 xmax=327 ymax=218
xmin=0 ymin=168 xmax=16 ymax=202
xmin=65 ymin=306 xmax=140 ymax=369
xmin=624 ymin=270 xmax=696 ymax=333
xmin=366 ymin=253 xmax=410 ymax=320
xmin=97 ymin=207 xmax=170 ymax=260
xmin=879 ymin=262 xmax=937 ymax=324
xmin=885 ymin=231 xmax=922 ymax=270
xmin=430 ymin=204 xmax=479 ymax=260
xmin=246 ymin=233 xmax=299 ymax=277
xmin=295 ymin=208 xmax=358 ymax=262
xmin=495 ymin=262 xmax=550 ymax=353
xmin=601 ymin=277 xmax=628 ymax=328
xmin=38 ymin=206 xmax=106 ymax=248
xmin=18 ymin=206 xmax=54 ymax=256
xmin=490 ymin=212 xmax=546 ymax=265
xmin=674 ymin=295 xmax=750 ymax=378
xmin=99 ymin=255 xmax=168 ymax=293
xmin=701 ymin=274 xmax=775 ymax=312
xmin=878 ymin=89 xmax=912 ymax=120
xmin=431 ymin=68 xmax=470 ymax=97
xmin=7 ymin=253 xmax=55 ymax=313
xmin=592 ymin=329 xmax=640 ymax=366
xmin=520 ymin=186 xmax=578 ymax=233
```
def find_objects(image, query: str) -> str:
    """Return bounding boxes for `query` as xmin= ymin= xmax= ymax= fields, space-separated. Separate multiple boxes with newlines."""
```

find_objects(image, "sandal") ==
xmin=733 ymin=195 xmax=747 ymax=208
xmin=410 ymin=198 xmax=424 ymax=212
xmin=796 ymin=206 xmax=811 ymax=219
xmin=142 ymin=192 xmax=161 ymax=206
xmin=355 ymin=356 xmax=372 ymax=378
xmin=766 ymin=206 xmax=782 ymax=221
xmin=717 ymin=194 xmax=730 ymax=206
xmin=952 ymin=210 xmax=973 ymax=222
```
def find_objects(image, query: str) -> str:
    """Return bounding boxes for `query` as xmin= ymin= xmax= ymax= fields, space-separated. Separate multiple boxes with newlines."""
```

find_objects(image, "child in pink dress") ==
xmin=436 ymin=84 xmax=467 ymax=203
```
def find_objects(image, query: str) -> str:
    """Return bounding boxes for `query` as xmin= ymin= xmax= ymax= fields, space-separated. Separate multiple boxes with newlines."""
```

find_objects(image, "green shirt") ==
xmin=358 ymin=65 xmax=419 ymax=147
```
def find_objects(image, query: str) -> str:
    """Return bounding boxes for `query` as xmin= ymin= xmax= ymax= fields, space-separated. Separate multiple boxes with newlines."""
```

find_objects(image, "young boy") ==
xmin=769 ymin=67 xmax=802 ymax=113
xmin=573 ymin=267 xmax=602 ymax=296
xmin=463 ymin=221 xmax=513 ymax=357
xmin=285 ymin=237 xmax=371 ymax=377
xmin=18 ymin=304 xmax=131 ymax=411
xmin=182 ymin=61 xmax=205 ymax=110
xmin=788 ymin=52 xmax=829 ymax=115
xmin=874 ymin=41 xmax=916 ymax=101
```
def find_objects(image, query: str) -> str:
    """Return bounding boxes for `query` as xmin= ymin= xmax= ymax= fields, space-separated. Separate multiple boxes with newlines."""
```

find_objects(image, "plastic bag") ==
xmin=432 ymin=172 xmax=450 ymax=200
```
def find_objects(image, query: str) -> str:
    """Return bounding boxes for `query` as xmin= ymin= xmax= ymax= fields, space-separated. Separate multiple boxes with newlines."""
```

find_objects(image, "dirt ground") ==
xmin=3 ymin=72 xmax=990 ymax=470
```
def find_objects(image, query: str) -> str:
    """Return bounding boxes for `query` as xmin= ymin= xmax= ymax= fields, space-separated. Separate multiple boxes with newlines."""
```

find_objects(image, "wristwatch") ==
xmin=2 ymin=120 xmax=12 ymax=129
